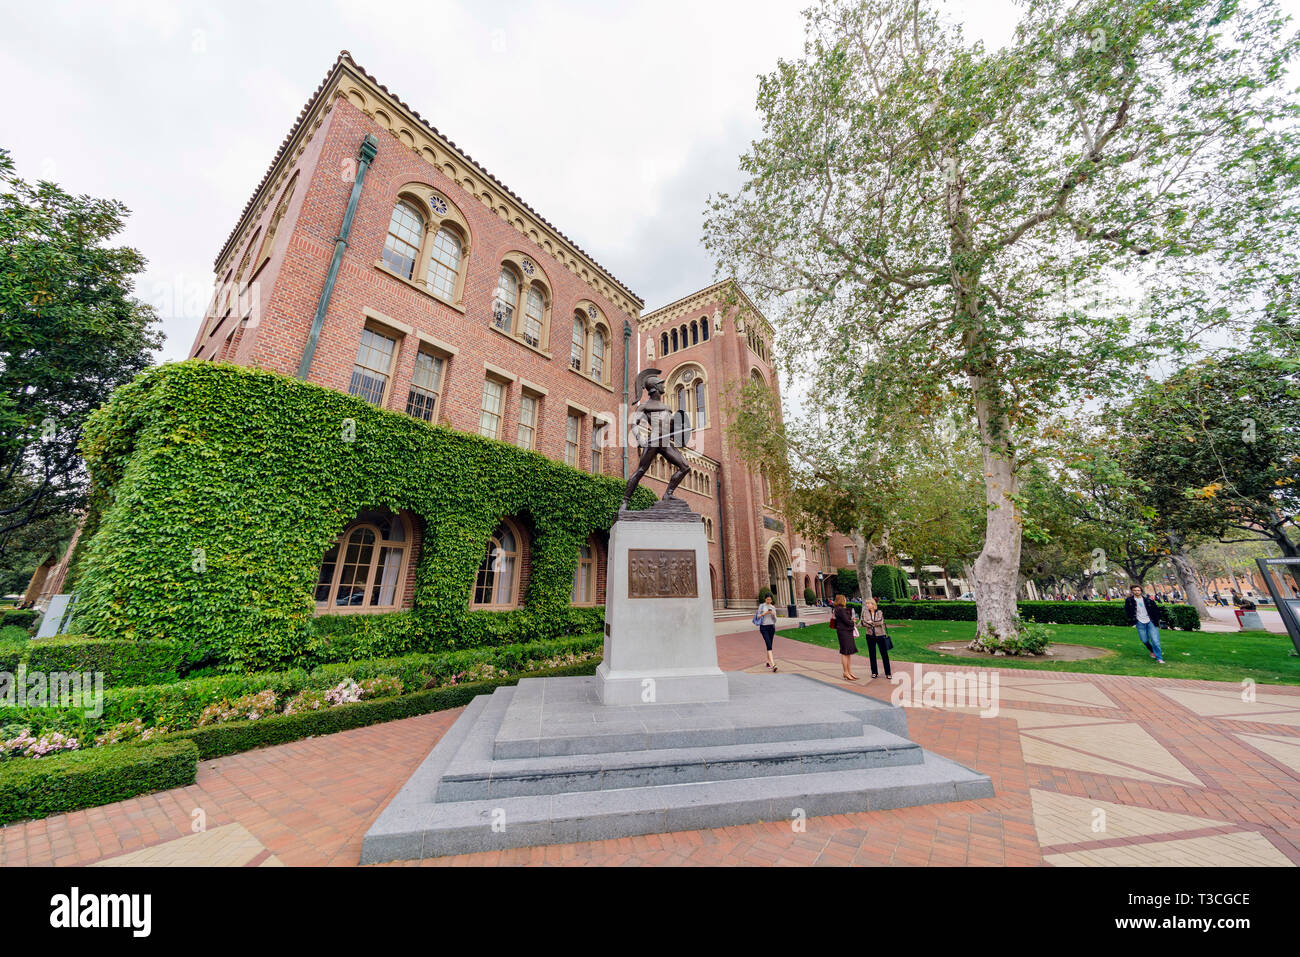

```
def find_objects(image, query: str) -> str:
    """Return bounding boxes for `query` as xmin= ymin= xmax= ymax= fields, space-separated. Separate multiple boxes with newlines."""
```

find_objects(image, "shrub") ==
xmin=0 ymin=610 xmax=39 ymax=631
xmin=803 ymin=587 xmax=817 ymax=604
xmin=21 ymin=637 xmax=184 ymax=687
xmin=69 ymin=361 xmax=655 ymax=671
xmin=833 ymin=568 xmax=858 ymax=598
xmin=871 ymin=565 xmax=910 ymax=601
xmin=757 ymin=587 xmax=775 ymax=603
xmin=0 ymin=738 xmax=198 ymax=825
xmin=169 ymin=658 xmax=601 ymax=761
xmin=869 ymin=599 xmax=1201 ymax=630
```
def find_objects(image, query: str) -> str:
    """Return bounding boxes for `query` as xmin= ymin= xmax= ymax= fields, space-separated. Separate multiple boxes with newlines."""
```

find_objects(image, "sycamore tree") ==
xmin=703 ymin=0 xmax=1300 ymax=647
xmin=0 ymin=148 xmax=160 ymax=562
xmin=1121 ymin=351 xmax=1300 ymax=558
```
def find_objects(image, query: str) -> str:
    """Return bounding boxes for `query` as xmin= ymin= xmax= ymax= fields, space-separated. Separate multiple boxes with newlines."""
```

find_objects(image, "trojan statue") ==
xmin=621 ymin=367 xmax=692 ymax=510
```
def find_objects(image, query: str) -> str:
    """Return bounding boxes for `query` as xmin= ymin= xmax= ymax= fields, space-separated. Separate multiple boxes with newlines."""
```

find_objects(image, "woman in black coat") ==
xmin=830 ymin=595 xmax=859 ymax=681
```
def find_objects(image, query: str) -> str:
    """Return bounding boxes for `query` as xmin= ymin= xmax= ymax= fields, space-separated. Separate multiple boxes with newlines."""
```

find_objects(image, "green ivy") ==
xmin=69 ymin=361 xmax=653 ymax=671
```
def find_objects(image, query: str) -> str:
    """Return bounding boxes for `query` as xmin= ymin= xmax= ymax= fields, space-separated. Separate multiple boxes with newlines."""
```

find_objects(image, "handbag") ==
xmin=852 ymin=625 xmax=860 ymax=639
xmin=881 ymin=629 xmax=894 ymax=650
xmin=752 ymin=610 xmax=763 ymax=627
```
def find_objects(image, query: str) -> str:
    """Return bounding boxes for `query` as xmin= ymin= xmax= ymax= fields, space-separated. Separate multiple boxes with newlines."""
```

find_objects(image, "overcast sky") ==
xmin=1 ymin=0 xmax=1028 ymax=373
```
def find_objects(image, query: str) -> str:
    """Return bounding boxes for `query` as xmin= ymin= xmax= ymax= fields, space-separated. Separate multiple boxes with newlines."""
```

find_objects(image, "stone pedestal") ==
xmin=595 ymin=501 xmax=728 ymax=706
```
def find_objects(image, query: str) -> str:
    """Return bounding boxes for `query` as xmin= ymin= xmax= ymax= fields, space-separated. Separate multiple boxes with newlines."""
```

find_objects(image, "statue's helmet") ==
xmin=634 ymin=367 xmax=665 ymax=398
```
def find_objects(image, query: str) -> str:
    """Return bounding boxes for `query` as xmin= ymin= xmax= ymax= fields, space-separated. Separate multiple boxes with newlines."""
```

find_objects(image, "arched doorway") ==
xmin=766 ymin=539 xmax=790 ymax=607
xmin=709 ymin=564 xmax=719 ymax=606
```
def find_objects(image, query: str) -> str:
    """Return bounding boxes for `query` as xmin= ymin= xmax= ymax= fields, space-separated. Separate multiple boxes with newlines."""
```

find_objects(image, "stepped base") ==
xmin=361 ymin=673 xmax=993 ymax=863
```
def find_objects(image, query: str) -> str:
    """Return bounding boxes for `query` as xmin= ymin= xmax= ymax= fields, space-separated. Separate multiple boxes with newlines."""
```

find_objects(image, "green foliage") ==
xmin=865 ymin=599 xmax=1201 ymax=631
xmin=871 ymin=565 xmax=911 ymax=601
xmin=803 ymin=586 xmax=817 ymax=603
xmin=0 ymin=634 xmax=603 ymax=738
xmin=69 ymin=362 xmax=653 ymax=670
xmin=170 ymin=658 xmax=600 ymax=761
xmin=979 ymin=618 xmax=1054 ymax=656
xmin=833 ymin=567 xmax=858 ymax=597
xmin=0 ymin=609 xmax=39 ymax=631
xmin=0 ymin=148 xmax=162 ymax=552
xmin=21 ymin=638 xmax=183 ymax=687
xmin=757 ymin=586 xmax=775 ymax=603
xmin=0 ymin=739 xmax=197 ymax=825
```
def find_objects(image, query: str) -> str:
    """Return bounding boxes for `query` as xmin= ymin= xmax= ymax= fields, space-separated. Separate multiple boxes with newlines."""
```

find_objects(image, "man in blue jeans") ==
xmin=1124 ymin=584 xmax=1165 ymax=663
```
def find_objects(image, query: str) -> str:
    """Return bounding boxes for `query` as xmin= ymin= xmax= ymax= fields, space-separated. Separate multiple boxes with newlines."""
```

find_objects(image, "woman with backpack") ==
xmin=755 ymin=594 xmax=779 ymax=671
xmin=830 ymin=594 xmax=859 ymax=681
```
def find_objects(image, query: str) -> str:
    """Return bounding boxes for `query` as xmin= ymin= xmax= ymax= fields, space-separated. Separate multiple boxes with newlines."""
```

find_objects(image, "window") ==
xmin=660 ymin=332 xmax=669 ymax=356
xmin=671 ymin=328 xmax=679 ymax=352
xmin=565 ymin=413 xmax=581 ymax=467
xmin=382 ymin=201 xmax=424 ymax=280
xmin=522 ymin=287 xmax=545 ymax=348
xmin=406 ymin=348 xmax=445 ymax=422
xmin=570 ymin=315 xmax=586 ymax=371
xmin=473 ymin=521 xmax=521 ymax=608
xmin=705 ymin=517 xmax=715 ymax=542
xmin=479 ymin=378 xmax=506 ymax=439
xmin=349 ymin=327 xmax=397 ymax=405
xmin=701 ymin=317 xmax=710 ymax=341
xmin=572 ymin=543 xmax=595 ymax=604
xmin=695 ymin=380 xmax=707 ymax=429
xmin=591 ymin=422 xmax=606 ymax=474
xmin=691 ymin=321 xmax=699 ymax=345
xmin=590 ymin=326 xmax=607 ymax=382
xmin=493 ymin=267 xmax=519 ymax=333
xmin=314 ymin=511 xmax=408 ymax=611
xmin=517 ymin=393 xmax=538 ymax=450
xmin=425 ymin=227 xmax=462 ymax=301
xmin=846 ymin=546 xmax=856 ymax=565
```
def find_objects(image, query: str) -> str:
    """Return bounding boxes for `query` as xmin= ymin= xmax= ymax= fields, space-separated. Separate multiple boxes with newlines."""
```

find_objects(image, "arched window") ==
xmin=425 ymin=226 xmax=463 ymax=301
xmin=314 ymin=511 xmax=408 ymax=611
xmin=691 ymin=321 xmax=699 ymax=345
xmin=675 ymin=384 xmax=685 ymax=412
xmin=493 ymin=267 xmax=519 ymax=333
xmin=473 ymin=521 xmax=522 ymax=609
xmin=590 ymin=326 xmax=607 ymax=382
xmin=701 ymin=316 xmax=710 ymax=341
xmin=671 ymin=328 xmax=679 ymax=352
xmin=382 ymin=201 xmax=424 ymax=279
xmin=667 ymin=364 xmax=708 ymax=432
xmin=695 ymin=380 xmax=707 ymax=429
xmin=572 ymin=541 xmax=596 ymax=605
xmin=660 ymin=332 xmax=669 ymax=356
xmin=571 ymin=315 xmax=587 ymax=371
xmin=680 ymin=324 xmax=688 ymax=347
xmin=522 ymin=286 xmax=545 ymax=348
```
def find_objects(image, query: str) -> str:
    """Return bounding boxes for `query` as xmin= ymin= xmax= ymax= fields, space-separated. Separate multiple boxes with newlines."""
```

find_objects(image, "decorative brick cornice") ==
xmin=639 ymin=277 xmax=772 ymax=335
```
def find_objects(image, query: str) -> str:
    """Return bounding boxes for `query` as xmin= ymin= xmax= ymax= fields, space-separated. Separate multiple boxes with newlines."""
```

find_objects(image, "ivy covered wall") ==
xmin=70 ymin=361 xmax=653 ymax=670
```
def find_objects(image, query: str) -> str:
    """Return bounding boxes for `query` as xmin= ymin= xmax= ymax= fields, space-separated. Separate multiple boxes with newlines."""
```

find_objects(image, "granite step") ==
xmin=436 ymin=686 xmax=923 ymax=802
xmin=493 ymin=672 xmax=908 ymax=758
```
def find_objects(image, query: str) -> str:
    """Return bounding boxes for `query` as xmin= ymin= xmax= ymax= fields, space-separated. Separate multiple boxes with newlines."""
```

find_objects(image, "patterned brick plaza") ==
xmin=3 ymin=629 xmax=1298 ymax=867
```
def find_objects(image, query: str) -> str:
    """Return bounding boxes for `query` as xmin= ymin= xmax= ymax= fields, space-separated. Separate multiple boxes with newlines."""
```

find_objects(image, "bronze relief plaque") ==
xmin=627 ymin=548 xmax=698 ymax=598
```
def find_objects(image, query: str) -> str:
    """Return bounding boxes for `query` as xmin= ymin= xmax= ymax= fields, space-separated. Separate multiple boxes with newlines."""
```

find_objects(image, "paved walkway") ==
xmin=3 ymin=628 xmax=1298 ymax=867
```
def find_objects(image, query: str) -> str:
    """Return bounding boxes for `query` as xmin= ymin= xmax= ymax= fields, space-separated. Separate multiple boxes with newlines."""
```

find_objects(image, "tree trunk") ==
xmin=1166 ymin=533 xmax=1210 ymax=620
xmin=968 ymin=393 xmax=1022 ymax=649
xmin=850 ymin=528 xmax=873 ymax=602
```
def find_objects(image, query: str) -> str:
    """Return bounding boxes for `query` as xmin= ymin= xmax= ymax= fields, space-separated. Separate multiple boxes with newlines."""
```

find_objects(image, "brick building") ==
xmin=177 ymin=52 xmax=847 ymax=617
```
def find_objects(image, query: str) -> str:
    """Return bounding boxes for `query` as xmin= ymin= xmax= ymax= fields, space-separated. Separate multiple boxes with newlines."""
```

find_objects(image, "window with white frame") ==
xmin=349 ymin=327 xmax=397 ymax=405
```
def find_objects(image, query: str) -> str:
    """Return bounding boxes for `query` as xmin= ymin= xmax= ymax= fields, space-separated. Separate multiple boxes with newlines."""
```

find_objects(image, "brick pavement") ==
xmin=2 ymin=628 xmax=1297 ymax=867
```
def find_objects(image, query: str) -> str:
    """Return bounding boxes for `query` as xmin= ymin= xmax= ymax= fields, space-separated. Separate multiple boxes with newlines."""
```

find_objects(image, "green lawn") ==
xmin=777 ymin=619 xmax=1300 ymax=686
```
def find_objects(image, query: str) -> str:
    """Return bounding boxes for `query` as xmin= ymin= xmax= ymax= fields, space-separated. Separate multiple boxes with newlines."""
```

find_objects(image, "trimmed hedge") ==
xmin=70 ymin=361 xmax=654 ymax=670
xmin=857 ymin=599 xmax=1202 ymax=631
xmin=871 ymin=565 xmax=910 ymax=601
xmin=0 ymin=609 xmax=39 ymax=631
xmin=0 ymin=739 xmax=198 ymax=825
xmin=171 ymin=659 xmax=600 ymax=760
xmin=0 ymin=634 xmax=604 ymax=738
xmin=0 ymin=657 xmax=601 ymax=823
xmin=21 ymin=638 xmax=184 ymax=687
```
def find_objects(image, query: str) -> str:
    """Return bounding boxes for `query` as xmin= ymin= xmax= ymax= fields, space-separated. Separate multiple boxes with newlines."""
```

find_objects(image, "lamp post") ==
xmin=816 ymin=571 xmax=824 ymax=606
xmin=785 ymin=565 xmax=797 ymax=619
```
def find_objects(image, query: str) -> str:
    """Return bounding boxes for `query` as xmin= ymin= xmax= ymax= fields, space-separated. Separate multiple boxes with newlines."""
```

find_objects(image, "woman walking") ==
xmin=859 ymin=597 xmax=892 ymax=679
xmin=756 ymin=594 xmax=779 ymax=671
xmin=830 ymin=595 xmax=859 ymax=681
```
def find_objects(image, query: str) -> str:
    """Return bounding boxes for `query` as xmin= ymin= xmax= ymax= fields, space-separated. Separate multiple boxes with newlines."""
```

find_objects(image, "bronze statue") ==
xmin=621 ymin=367 xmax=691 ymax=510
